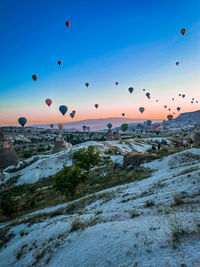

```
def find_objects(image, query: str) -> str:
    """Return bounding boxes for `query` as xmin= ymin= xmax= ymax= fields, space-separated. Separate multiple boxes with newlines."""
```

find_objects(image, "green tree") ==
xmin=73 ymin=146 xmax=100 ymax=173
xmin=53 ymin=166 xmax=88 ymax=198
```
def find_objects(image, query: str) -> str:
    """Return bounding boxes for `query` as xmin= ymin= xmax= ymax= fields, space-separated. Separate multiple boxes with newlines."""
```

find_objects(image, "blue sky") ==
xmin=0 ymin=0 xmax=200 ymax=125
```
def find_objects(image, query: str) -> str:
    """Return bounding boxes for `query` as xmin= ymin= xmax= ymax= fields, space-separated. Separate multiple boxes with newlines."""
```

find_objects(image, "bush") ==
xmin=73 ymin=146 xmax=100 ymax=173
xmin=0 ymin=192 xmax=16 ymax=216
xmin=53 ymin=166 xmax=88 ymax=198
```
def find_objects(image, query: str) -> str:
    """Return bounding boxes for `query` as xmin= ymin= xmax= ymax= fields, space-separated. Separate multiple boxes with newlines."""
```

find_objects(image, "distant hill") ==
xmin=31 ymin=117 xmax=161 ymax=131
xmin=167 ymin=110 xmax=200 ymax=128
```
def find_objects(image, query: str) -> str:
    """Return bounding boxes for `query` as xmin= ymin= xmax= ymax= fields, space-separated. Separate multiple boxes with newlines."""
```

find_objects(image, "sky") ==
xmin=0 ymin=0 xmax=200 ymax=126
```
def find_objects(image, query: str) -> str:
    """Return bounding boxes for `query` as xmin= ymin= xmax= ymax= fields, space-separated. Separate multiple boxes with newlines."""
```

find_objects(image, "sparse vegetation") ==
xmin=73 ymin=146 xmax=100 ymax=173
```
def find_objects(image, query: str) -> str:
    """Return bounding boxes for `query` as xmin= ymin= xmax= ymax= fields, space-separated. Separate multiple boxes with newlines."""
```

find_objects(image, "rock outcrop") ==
xmin=52 ymin=134 xmax=72 ymax=154
xmin=106 ymin=129 xmax=115 ymax=141
xmin=0 ymin=130 xmax=19 ymax=170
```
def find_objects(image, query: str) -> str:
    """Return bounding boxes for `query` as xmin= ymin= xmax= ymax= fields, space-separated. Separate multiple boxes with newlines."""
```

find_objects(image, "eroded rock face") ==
xmin=107 ymin=129 xmax=114 ymax=141
xmin=193 ymin=132 xmax=200 ymax=146
xmin=0 ymin=130 xmax=19 ymax=170
xmin=52 ymin=134 xmax=72 ymax=154
xmin=123 ymin=153 xmax=159 ymax=167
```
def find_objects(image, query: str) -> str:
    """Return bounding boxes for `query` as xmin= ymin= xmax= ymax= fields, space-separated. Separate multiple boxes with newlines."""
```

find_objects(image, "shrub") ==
xmin=0 ymin=192 xmax=16 ymax=216
xmin=73 ymin=146 xmax=100 ymax=173
xmin=53 ymin=166 xmax=88 ymax=198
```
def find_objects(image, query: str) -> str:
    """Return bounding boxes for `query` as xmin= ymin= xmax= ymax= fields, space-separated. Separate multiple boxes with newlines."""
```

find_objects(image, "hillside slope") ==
xmin=0 ymin=148 xmax=200 ymax=266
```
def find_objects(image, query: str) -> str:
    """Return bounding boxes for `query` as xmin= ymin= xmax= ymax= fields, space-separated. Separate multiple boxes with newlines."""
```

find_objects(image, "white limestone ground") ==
xmin=0 ymin=138 xmax=170 ymax=187
xmin=0 ymin=148 xmax=200 ymax=267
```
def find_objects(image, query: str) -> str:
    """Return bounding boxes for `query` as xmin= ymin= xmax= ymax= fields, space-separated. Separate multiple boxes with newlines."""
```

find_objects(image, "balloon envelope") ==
xmin=50 ymin=124 xmax=54 ymax=129
xmin=18 ymin=117 xmax=27 ymax=127
xmin=167 ymin=114 xmax=173 ymax=121
xmin=65 ymin=21 xmax=70 ymax=28
xmin=70 ymin=112 xmax=75 ymax=118
xmin=59 ymin=105 xmax=68 ymax=116
xmin=128 ymin=87 xmax=134 ymax=93
xmin=180 ymin=28 xmax=186 ymax=35
xmin=107 ymin=123 xmax=112 ymax=129
xmin=57 ymin=61 xmax=62 ymax=66
xmin=45 ymin=98 xmax=52 ymax=107
xmin=32 ymin=74 xmax=38 ymax=81
xmin=139 ymin=107 xmax=145 ymax=114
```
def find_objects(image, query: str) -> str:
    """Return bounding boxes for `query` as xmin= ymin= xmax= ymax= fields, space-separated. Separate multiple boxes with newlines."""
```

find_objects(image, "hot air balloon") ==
xmin=167 ymin=114 xmax=173 ymax=121
xmin=173 ymin=112 xmax=175 ymax=115
xmin=107 ymin=123 xmax=112 ymax=129
xmin=192 ymin=98 xmax=194 ymax=101
xmin=18 ymin=117 xmax=27 ymax=127
xmin=191 ymin=101 xmax=194 ymax=104
xmin=50 ymin=124 xmax=54 ymax=129
xmin=196 ymin=101 xmax=198 ymax=103
xmin=32 ymin=74 xmax=38 ymax=81
xmin=115 ymin=82 xmax=119 ymax=86
xmin=156 ymin=99 xmax=158 ymax=102
xmin=172 ymin=98 xmax=174 ymax=101
xmin=59 ymin=105 xmax=68 ymax=116
xmin=45 ymin=98 xmax=52 ymax=107
xmin=72 ymin=110 xmax=76 ymax=114
xmin=177 ymin=107 xmax=181 ymax=112
xmin=70 ymin=112 xmax=75 ymax=118
xmin=179 ymin=94 xmax=181 ymax=97
xmin=57 ymin=61 xmax=62 ymax=66
xmin=121 ymin=123 xmax=128 ymax=132
xmin=164 ymin=105 xmax=167 ymax=108
xmin=180 ymin=28 xmax=186 ymax=36
xmin=182 ymin=94 xmax=186 ymax=98
xmin=122 ymin=113 xmax=125 ymax=117
xmin=58 ymin=124 xmax=63 ymax=130
xmin=65 ymin=21 xmax=70 ymax=28
xmin=95 ymin=104 xmax=99 ymax=109
xmin=85 ymin=82 xmax=90 ymax=87
xmin=128 ymin=87 xmax=134 ymax=94
xmin=146 ymin=92 xmax=150 ymax=99
xmin=139 ymin=107 xmax=145 ymax=114
xmin=168 ymin=108 xmax=171 ymax=111
xmin=82 ymin=125 xmax=87 ymax=131
xmin=86 ymin=126 xmax=90 ymax=131
xmin=176 ymin=62 xmax=179 ymax=66
xmin=143 ymin=89 xmax=146 ymax=92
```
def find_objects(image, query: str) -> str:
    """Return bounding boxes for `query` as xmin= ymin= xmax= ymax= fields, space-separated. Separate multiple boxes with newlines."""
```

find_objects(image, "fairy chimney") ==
xmin=106 ymin=129 xmax=114 ymax=141
xmin=52 ymin=134 xmax=72 ymax=154
xmin=0 ymin=130 xmax=19 ymax=170
xmin=115 ymin=130 xmax=121 ymax=140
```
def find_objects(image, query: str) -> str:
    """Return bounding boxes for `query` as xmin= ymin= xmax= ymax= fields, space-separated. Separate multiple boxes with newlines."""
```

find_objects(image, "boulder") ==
xmin=0 ymin=130 xmax=19 ymax=170
xmin=52 ymin=134 xmax=72 ymax=154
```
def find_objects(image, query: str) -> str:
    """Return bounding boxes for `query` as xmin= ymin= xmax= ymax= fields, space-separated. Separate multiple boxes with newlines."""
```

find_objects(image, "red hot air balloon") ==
xmin=115 ymin=82 xmax=119 ymax=86
xmin=95 ymin=104 xmax=99 ymax=109
xmin=45 ymin=98 xmax=52 ymax=107
xmin=180 ymin=28 xmax=186 ymax=36
xmin=32 ymin=74 xmax=38 ymax=81
xmin=65 ymin=21 xmax=70 ymax=28
xmin=57 ymin=61 xmax=62 ymax=66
